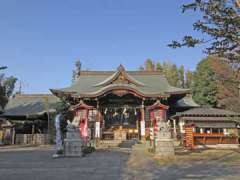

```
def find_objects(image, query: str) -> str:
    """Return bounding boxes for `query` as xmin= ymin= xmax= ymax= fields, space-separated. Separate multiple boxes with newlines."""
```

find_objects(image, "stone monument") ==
xmin=64 ymin=121 xmax=83 ymax=157
xmin=155 ymin=120 xmax=175 ymax=156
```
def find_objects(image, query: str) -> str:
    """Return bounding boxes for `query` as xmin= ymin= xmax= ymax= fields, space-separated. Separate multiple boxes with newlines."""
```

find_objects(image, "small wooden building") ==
xmin=1 ymin=94 xmax=60 ymax=145
xmin=174 ymin=107 xmax=240 ymax=149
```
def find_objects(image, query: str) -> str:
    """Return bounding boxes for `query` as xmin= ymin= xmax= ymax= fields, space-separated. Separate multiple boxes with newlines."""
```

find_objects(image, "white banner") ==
xmin=140 ymin=121 xmax=145 ymax=136
xmin=95 ymin=122 xmax=100 ymax=138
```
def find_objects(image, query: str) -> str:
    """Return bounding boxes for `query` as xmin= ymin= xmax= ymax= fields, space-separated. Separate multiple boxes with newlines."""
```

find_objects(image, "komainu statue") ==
xmin=155 ymin=120 xmax=175 ymax=156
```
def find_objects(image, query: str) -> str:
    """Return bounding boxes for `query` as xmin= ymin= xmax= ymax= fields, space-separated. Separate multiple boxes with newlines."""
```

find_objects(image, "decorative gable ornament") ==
xmin=93 ymin=64 xmax=145 ymax=87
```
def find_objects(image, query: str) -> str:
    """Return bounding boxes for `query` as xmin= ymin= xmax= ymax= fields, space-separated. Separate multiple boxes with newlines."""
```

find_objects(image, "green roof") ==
xmin=174 ymin=96 xmax=200 ymax=108
xmin=3 ymin=94 xmax=60 ymax=116
xmin=51 ymin=65 xmax=189 ymax=98
xmin=177 ymin=107 xmax=240 ymax=117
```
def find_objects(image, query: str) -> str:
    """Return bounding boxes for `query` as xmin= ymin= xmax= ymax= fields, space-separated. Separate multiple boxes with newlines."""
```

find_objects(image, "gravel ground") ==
xmin=0 ymin=146 xmax=239 ymax=180
xmin=124 ymin=145 xmax=240 ymax=180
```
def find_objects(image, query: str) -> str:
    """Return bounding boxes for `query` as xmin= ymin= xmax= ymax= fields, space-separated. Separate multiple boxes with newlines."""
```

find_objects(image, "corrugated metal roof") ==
xmin=3 ymin=94 xmax=60 ymax=116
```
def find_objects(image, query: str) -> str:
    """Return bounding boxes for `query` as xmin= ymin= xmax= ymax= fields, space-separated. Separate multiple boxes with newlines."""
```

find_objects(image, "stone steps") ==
xmin=97 ymin=140 xmax=122 ymax=149
xmin=119 ymin=139 xmax=138 ymax=148
xmin=97 ymin=139 xmax=139 ymax=149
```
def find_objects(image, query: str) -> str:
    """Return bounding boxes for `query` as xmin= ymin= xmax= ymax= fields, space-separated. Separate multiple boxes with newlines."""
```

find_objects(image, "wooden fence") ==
xmin=15 ymin=134 xmax=50 ymax=145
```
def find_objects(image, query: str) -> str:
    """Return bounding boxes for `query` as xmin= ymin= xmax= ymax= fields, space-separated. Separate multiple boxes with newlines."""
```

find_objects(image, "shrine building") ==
xmin=50 ymin=65 xmax=192 ymax=141
xmin=1 ymin=65 xmax=239 ymax=148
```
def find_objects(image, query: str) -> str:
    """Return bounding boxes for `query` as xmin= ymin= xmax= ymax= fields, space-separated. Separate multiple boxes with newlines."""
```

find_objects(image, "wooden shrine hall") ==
xmin=50 ymin=65 xmax=190 ymax=142
xmin=2 ymin=65 xmax=239 ymax=148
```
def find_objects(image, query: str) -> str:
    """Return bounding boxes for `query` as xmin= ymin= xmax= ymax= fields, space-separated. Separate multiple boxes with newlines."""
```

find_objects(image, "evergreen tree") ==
xmin=192 ymin=56 xmax=240 ymax=111
xmin=156 ymin=61 xmax=163 ymax=71
xmin=178 ymin=65 xmax=185 ymax=88
xmin=162 ymin=61 xmax=172 ymax=77
xmin=139 ymin=60 xmax=191 ymax=88
xmin=0 ymin=67 xmax=17 ymax=109
xmin=54 ymin=100 xmax=72 ymax=135
xmin=72 ymin=59 xmax=82 ymax=82
xmin=185 ymin=70 xmax=194 ymax=88
xmin=169 ymin=64 xmax=179 ymax=87
xmin=162 ymin=61 xmax=180 ymax=87
xmin=145 ymin=59 xmax=155 ymax=71
xmin=192 ymin=58 xmax=218 ymax=107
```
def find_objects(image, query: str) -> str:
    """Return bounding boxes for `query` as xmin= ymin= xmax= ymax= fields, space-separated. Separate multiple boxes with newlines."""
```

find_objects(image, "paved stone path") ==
xmin=0 ymin=145 xmax=240 ymax=180
xmin=0 ymin=149 xmax=129 ymax=180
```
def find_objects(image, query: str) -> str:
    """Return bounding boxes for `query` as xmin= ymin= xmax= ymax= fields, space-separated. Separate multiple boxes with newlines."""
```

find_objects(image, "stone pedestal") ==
xmin=64 ymin=124 xmax=83 ymax=157
xmin=155 ymin=121 xmax=175 ymax=156
xmin=155 ymin=139 xmax=175 ymax=156
xmin=64 ymin=139 xmax=83 ymax=157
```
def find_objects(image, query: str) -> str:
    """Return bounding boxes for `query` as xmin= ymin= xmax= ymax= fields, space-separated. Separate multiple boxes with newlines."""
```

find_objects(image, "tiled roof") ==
xmin=177 ymin=107 xmax=240 ymax=117
xmin=174 ymin=96 xmax=200 ymax=108
xmin=51 ymin=65 xmax=189 ymax=98
xmin=187 ymin=122 xmax=236 ymax=128
xmin=3 ymin=94 xmax=60 ymax=116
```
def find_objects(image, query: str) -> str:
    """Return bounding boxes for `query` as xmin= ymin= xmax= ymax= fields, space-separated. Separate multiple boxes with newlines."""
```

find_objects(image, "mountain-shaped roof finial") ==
xmin=93 ymin=64 xmax=145 ymax=87
xmin=117 ymin=64 xmax=125 ymax=72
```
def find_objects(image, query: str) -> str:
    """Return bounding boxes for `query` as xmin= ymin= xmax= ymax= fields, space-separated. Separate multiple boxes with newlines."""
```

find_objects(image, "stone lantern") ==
xmin=148 ymin=100 xmax=175 ymax=156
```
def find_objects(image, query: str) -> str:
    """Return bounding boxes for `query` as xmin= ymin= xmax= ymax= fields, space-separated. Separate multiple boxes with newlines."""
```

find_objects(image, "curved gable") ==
xmin=93 ymin=65 xmax=145 ymax=87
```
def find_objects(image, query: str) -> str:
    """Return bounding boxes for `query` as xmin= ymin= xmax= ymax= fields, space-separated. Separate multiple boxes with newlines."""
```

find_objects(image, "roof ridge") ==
xmin=93 ymin=65 xmax=146 ymax=87
xmin=177 ymin=107 xmax=239 ymax=116
xmin=79 ymin=71 xmax=164 ymax=76
xmin=14 ymin=94 xmax=55 ymax=98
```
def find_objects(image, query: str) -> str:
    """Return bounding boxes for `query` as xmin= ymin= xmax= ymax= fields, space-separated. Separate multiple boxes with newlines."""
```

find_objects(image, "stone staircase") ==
xmin=97 ymin=139 xmax=139 ymax=149
xmin=119 ymin=139 xmax=139 ymax=148
xmin=97 ymin=140 xmax=122 ymax=149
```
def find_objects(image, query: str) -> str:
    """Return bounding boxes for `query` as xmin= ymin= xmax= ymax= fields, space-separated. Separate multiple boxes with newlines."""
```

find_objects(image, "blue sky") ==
xmin=0 ymin=0 xmax=206 ymax=93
